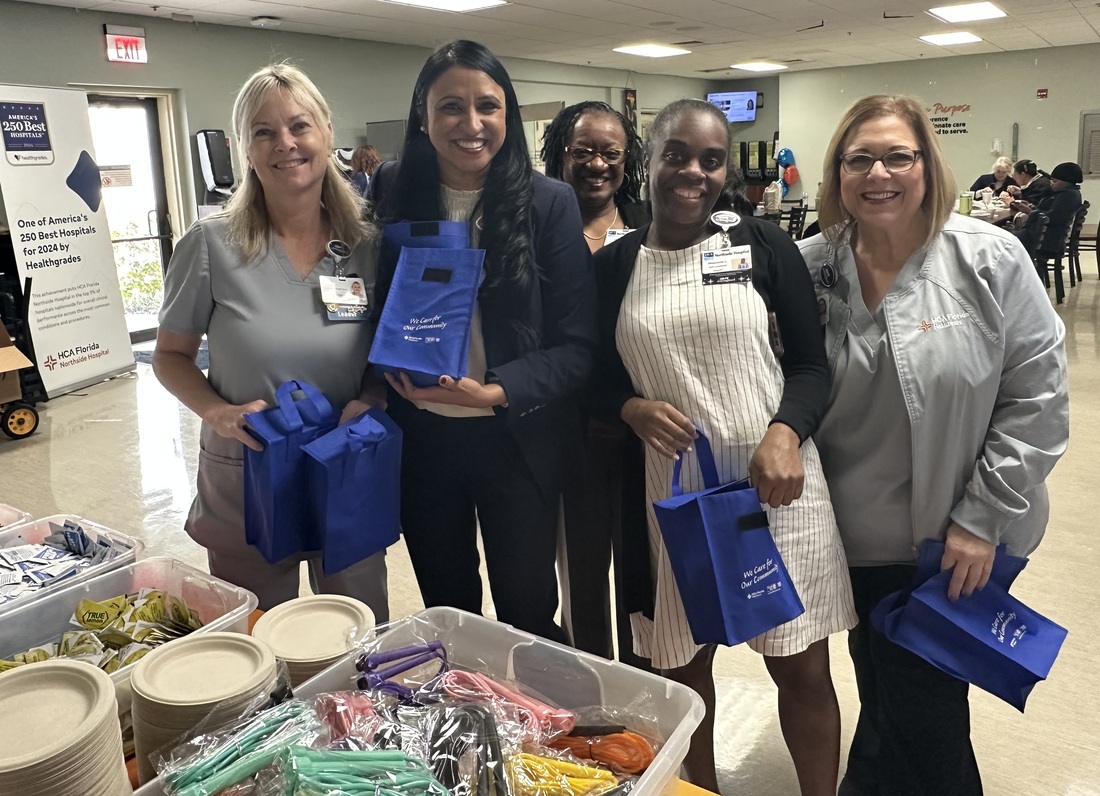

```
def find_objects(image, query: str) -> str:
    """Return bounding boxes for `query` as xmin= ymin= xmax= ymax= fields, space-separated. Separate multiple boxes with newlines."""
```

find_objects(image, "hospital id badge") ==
xmin=604 ymin=227 xmax=632 ymax=245
xmin=701 ymin=244 xmax=752 ymax=285
xmin=319 ymin=275 xmax=371 ymax=322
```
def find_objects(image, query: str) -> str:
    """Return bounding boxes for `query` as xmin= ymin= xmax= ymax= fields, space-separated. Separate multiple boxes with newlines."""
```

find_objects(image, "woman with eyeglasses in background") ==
xmin=539 ymin=102 xmax=650 ymax=667
xmin=799 ymin=94 xmax=1068 ymax=796
xmin=541 ymin=102 xmax=648 ymax=253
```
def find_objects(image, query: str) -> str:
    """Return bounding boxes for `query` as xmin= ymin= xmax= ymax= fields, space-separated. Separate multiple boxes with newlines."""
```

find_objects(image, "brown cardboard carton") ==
xmin=0 ymin=332 xmax=32 ymax=405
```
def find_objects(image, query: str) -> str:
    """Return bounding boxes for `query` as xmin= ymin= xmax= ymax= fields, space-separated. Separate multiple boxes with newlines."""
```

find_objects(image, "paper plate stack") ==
xmin=252 ymin=595 xmax=375 ymax=686
xmin=0 ymin=660 xmax=132 ymax=796
xmin=130 ymin=632 xmax=276 ymax=785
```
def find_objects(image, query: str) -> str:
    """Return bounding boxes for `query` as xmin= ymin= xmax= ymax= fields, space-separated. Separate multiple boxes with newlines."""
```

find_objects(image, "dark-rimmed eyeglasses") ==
xmin=840 ymin=149 xmax=923 ymax=175
xmin=565 ymin=146 xmax=626 ymax=165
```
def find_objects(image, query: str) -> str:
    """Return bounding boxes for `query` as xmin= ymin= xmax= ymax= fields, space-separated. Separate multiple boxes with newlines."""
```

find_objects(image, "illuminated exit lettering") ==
xmin=104 ymin=25 xmax=148 ymax=64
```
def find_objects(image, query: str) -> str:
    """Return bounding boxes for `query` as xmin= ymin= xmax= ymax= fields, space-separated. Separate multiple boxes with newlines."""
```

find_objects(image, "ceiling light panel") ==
xmin=613 ymin=44 xmax=692 ymax=57
xmin=919 ymin=31 xmax=983 ymax=44
xmin=377 ymin=0 xmax=507 ymax=11
xmin=730 ymin=62 xmax=789 ymax=72
xmin=927 ymin=2 xmax=1006 ymax=23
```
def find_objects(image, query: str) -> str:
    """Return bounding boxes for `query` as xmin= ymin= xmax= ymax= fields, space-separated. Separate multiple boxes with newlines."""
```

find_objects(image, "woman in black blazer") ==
xmin=370 ymin=40 xmax=596 ymax=643
xmin=968 ymin=156 xmax=1016 ymax=196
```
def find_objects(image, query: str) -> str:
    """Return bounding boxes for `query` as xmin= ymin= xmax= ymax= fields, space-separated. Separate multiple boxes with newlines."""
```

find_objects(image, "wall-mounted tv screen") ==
xmin=706 ymin=91 xmax=757 ymax=123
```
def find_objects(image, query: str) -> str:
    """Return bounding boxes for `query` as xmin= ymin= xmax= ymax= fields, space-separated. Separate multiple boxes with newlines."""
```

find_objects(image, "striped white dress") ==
xmin=617 ymin=233 xmax=856 ymax=669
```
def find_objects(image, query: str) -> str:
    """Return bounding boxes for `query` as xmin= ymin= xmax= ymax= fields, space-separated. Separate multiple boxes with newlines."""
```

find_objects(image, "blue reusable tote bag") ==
xmin=302 ymin=407 xmax=403 ymax=576
xmin=370 ymin=220 xmax=485 ymax=387
xmin=871 ymin=539 xmax=1029 ymax=636
xmin=243 ymin=380 xmax=338 ymax=564
xmin=652 ymin=430 xmax=805 ymax=646
xmin=886 ymin=569 xmax=1068 ymax=711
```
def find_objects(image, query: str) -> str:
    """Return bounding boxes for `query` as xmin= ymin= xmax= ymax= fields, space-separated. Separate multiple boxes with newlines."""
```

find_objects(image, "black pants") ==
xmin=840 ymin=566 xmax=983 ymax=796
xmin=397 ymin=406 xmax=565 ymax=644
xmin=560 ymin=428 xmax=651 ymax=670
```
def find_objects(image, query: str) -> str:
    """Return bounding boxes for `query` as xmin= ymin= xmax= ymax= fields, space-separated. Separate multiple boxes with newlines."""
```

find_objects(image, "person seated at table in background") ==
xmin=539 ymin=100 xmax=650 ymax=669
xmin=1000 ymin=158 xmax=1050 ymax=205
xmin=969 ymin=156 xmax=1015 ymax=198
xmin=799 ymin=93 xmax=1068 ymax=796
xmin=1011 ymin=161 xmax=1084 ymax=255
xmin=153 ymin=64 xmax=389 ymax=616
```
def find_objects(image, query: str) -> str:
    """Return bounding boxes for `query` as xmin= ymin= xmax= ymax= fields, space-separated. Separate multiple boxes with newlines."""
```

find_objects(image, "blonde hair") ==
xmin=225 ymin=63 xmax=371 ymax=262
xmin=992 ymin=155 xmax=1014 ymax=174
xmin=818 ymin=94 xmax=957 ymax=249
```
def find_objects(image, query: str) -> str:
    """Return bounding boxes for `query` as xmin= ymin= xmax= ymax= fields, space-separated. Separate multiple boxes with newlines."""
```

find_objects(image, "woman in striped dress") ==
xmin=595 ymin=99 xmax=856 ymax=794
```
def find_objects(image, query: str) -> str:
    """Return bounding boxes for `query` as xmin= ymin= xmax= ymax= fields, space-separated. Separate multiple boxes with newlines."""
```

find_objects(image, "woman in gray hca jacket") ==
xmin=798 ymin=94 xmax=1069 ymax=796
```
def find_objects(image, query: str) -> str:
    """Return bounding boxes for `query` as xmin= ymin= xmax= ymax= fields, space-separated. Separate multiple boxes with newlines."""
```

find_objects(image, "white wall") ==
xmin=0 ymin=0 xmax=717 ymax=225
xmin=778 ymin=44 xmax=1100 ymax=211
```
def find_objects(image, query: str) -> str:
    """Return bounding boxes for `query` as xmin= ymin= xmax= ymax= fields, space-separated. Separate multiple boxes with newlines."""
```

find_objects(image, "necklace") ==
xmin=582 ymin=207 xmax=619 ymax=241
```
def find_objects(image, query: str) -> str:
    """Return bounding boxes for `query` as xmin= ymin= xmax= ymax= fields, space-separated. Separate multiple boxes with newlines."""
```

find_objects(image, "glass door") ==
xmin=87 ymin=95 xmax=174 ymax=343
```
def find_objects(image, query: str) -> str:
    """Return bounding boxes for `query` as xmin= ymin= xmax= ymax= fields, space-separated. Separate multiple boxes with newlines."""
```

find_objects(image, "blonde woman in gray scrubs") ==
xmin=153 ymin=64 xmax=388 ymax=616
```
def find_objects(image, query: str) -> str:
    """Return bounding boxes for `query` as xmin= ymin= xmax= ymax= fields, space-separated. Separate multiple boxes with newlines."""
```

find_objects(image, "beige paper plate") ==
xmin=131 ymin=632 xmax=275 ymax=706
xmin=252 ymin=595 xmax=374 ymax=663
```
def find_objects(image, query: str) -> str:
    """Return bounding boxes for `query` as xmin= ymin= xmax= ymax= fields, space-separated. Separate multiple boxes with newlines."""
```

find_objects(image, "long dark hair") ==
xmin=645 ymin=98 xmax=753 ymax=217
xmin=540 ymin=101 xmax=644 ymax=207
xmin=383 ymin=40 xmax=536 ymax=307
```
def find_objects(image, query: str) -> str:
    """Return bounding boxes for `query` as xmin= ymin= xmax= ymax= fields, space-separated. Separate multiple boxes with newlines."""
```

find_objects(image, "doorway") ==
xmin=87 ymin=95 xmax=174 ymax=343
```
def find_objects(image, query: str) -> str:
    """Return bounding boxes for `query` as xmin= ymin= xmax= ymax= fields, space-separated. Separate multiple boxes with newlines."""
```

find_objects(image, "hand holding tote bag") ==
xmin=243 ymin=381 xmax=338 ymax=564
xmin=652 ymin=429 xmax=805 ymax=646
xmin=302 ymin=407 xmax=403 ymax=576
xmin=874 ymin=540 xmax=1066 ymax=711
xmin=369 ymin=220 xmax=486 ymax=388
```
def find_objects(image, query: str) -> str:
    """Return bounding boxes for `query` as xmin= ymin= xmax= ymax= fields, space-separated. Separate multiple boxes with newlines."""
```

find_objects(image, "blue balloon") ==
xmin=778 ymin=179 xmax=789 ymax=198
xmin=777 ymin=147 xmax=795 ymax=167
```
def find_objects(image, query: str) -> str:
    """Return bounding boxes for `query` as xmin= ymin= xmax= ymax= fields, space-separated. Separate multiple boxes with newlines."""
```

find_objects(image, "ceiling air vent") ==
xmin=672 ymin=40 xmax=706 ymax=45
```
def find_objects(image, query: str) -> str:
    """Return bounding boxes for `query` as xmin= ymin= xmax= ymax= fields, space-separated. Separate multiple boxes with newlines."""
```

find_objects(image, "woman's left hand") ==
xmin=749 ymin=423 xmax=804 ymax=508
xmin=940 ymin=522 xmax=996 ymax=601
xmin=385 ymin=372 xmax=507 ymax=409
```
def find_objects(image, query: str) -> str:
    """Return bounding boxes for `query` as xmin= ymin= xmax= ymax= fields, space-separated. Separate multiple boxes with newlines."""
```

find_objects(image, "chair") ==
xmin=1035 ymin=213 xmax=1074 ymax=304
xmin=783 ymin=206 xmax=807 ymax=240
xmin=1064 ymin=200 xmax=1090 ymax=282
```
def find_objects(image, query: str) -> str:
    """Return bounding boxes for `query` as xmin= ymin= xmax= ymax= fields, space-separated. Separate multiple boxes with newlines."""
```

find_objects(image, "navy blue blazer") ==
xmin=371 ymin=162 xmax=597 ymax=498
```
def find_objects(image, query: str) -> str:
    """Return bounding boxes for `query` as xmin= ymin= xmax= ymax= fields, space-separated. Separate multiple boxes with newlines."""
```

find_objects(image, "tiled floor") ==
xmin=3 ymin=276 xmax=1099 ymax=794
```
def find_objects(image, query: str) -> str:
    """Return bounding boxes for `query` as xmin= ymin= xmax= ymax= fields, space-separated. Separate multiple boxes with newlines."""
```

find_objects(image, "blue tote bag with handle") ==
xmin=652 ymin=430 xmax=805 ymax=646
xmin=302 ymin=407 xmax=403 ymax=576
xmin=243 ymin=380 xmax=337 ymax=564
xmin=370 ymin=221 xmax=485 ymax=388
xmin=885 ymin=568 xmax=1068 ymax=711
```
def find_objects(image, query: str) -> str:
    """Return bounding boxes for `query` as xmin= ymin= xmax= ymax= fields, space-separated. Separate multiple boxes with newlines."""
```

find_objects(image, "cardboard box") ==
xmin=0 ymin=330 xmax=32 ymax=405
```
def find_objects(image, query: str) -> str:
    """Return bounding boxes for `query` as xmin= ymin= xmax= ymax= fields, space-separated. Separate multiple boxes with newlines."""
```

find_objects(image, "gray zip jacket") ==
xmin=798 ymin=214 xmax=1068 ymax=557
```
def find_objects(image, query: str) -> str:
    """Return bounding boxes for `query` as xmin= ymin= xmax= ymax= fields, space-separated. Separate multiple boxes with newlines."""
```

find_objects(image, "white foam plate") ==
xmin=131 ymin=633 xmax=275 ymax=706
xmin=252 ymin=595 xmax=374 ymax=663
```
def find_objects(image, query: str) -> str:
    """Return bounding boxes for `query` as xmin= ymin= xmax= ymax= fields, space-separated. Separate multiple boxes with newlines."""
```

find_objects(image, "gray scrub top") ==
xmin=159 ymin=215 xmax=377 ymax=410
xmin=815 ymin=246 xmax=923 ymax=566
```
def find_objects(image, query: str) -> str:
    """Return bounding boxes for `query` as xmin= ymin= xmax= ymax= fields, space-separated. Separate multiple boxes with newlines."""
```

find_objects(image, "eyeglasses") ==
xmin=565 ymin=146 xmax=626 ymax=165
xmin=839 ymin=149 xmax=923 ymax=175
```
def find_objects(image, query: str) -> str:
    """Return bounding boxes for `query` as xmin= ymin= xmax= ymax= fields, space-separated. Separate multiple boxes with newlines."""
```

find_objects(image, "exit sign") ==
xmin=104 ymin=25 xmax=147 ymax=64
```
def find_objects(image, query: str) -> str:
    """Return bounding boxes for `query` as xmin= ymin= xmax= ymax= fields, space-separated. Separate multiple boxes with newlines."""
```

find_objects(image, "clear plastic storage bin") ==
xmin=0 ymin=503 xmax=32 ymax=529
xmin=0 ymin=514 xmax=144 ymax=616
xmin=0 ymin=556 xmax=257 ymax=716
xmin=134 ymin=607 xmax=704 ymax=796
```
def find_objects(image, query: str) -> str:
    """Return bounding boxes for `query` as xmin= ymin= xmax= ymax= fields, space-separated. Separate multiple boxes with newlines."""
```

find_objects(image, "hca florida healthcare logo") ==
xmin=42 ymin=341 xmax=109 ymax=371
xmin=918 ymin=313 xmax=968 ymax=332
